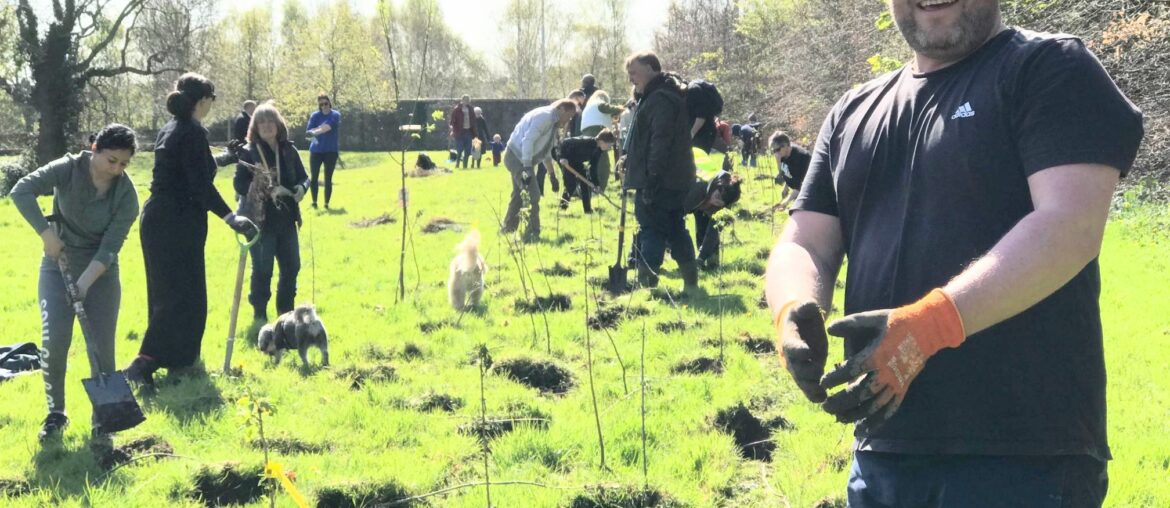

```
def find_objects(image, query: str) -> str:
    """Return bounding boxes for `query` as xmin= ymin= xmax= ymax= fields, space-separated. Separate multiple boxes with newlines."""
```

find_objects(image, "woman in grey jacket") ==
xmin=10 ymin=124 xmax=140 ymax=442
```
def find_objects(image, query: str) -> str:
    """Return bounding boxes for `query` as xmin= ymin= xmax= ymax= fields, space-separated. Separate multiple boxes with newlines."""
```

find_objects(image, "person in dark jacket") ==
xmin=683 ymin=170 xmax=743 ymax=271
xmin=123 ymin=73 xmax=257 ymax=385
xmin=769 ymin=131 xmax=811 ymax=210
xmin=233 ymin=102 xmax=309 ymax=323
xmin=473 ymin=107 xmax=490 ymax=168
xmin=11 ymin=124 xmax=140 ymax=441
xmin=231 ymin=100 xmax=256 ymax=144
xmin=558 ymin=129 xmax=617 ymax=214
xmin=621 ymin=51 xmax=698 ymax=292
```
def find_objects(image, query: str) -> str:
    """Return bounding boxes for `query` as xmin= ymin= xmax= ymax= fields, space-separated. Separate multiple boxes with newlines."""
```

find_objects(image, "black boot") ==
xmin=38 ymin=412 xmax=69 ymax=442
xmin=637 ymin=261 xmax=659 ymax=288
xmin=679 ymin=260 xmax=700 ymax=295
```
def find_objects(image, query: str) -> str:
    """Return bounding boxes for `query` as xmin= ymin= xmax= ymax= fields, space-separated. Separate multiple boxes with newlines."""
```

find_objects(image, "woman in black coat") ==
xmin=124 ymin=73 xmax=257 ymax=384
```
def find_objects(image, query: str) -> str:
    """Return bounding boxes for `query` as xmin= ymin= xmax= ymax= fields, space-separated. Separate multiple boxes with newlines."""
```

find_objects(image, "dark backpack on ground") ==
xmin=1 ymin=342 xmax=42 ymax=383
xmin=417 ymin=153 xmax=436 ymax=170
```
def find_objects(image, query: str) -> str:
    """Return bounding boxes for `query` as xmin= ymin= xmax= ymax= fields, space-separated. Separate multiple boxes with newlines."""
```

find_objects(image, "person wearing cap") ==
xmin=769 ymin=131 xmax=811 ymax=210
xmin=683 ymin=170 xmax=743 ymax=271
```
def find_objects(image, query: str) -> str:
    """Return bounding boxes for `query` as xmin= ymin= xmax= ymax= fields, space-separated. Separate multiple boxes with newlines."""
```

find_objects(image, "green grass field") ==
xmin=0 ymin=150 xmax=1167 ymax=507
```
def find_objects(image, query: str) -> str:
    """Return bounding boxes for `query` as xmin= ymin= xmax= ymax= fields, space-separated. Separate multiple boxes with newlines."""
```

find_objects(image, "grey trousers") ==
xmin=502 ymin=149 xmax=542 ymax=237
xmin=38 ymin=255 xmax=119 ymax=415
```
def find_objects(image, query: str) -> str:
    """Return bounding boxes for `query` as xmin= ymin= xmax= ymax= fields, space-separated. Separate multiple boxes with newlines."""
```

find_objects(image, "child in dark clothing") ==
xmin=490 ymin=134 xmax=505 ymax=167
xmin=557 ymin=129 xmax=617 ymax=213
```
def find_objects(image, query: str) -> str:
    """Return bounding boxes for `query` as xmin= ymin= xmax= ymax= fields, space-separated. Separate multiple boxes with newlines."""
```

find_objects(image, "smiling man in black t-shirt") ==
xmin=764 ymin=0 xmax=1143 ymax=506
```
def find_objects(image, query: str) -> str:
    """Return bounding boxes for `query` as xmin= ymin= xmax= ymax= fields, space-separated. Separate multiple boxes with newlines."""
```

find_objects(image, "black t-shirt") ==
xmin=559 ymin=136 xmax=602 ymax=174
xmin=795 ymin=29 xmax=1142 ymax=460
xmin=778 ymin=144 xmax=811 ymax=190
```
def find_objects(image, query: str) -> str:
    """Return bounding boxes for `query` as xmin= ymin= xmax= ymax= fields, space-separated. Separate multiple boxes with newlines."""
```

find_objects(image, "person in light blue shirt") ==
xmin=306 ymin=93 xmax=341 ymax=209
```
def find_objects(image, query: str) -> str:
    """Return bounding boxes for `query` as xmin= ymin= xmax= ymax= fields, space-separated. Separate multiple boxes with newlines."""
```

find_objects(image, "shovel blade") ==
xmin=82 ymin=371 xmax=146 ymax=434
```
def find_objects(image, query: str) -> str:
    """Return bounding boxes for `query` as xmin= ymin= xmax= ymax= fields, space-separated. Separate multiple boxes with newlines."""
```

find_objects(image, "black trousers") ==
xmin=693 ymin=211 xmax=720 ymax=262
xmin=310 ymin=151 xmax=339 ymax=205
xmin=248 ymin=218 xmax=300 ymax=318
xmin=138 ymin=196 xmax=210 ymax=369
xmin=560 ymin=168 xmax=593 ymax=213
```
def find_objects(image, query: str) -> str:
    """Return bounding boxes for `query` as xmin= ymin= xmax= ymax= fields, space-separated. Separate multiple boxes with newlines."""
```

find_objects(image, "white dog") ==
xmin=448 ymin=230 xmax=487 ymax=311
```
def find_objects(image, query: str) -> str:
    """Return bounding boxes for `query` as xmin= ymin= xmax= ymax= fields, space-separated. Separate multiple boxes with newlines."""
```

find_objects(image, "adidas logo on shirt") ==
xmin=951 ymin=102 xmax=975 ymax=119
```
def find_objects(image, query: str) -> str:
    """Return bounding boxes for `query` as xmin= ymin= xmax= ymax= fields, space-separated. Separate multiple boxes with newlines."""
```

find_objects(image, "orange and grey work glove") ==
xmin=774 ymin=300 xmax=830 ymax=403
xmin=820 ymin=289 xmax=966 ymax=427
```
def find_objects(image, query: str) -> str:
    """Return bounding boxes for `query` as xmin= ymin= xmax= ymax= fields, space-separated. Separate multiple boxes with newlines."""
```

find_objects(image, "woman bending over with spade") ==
xmin=10 ymin=124 xmax=140 ymax=441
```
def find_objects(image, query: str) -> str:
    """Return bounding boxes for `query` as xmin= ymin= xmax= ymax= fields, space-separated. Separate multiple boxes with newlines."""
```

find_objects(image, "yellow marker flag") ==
xmin=265 ymin=461 xmax=309 ymax=508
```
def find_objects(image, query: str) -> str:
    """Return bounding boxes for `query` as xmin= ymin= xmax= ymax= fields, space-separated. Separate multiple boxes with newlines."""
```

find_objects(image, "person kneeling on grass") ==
xmin=558 ymin=129 xmax=617 ymax=214
xmin=234 ymin=102 xmax=309 ymax=325
xmin=10 ymin=124 xmax=141 ymax=443
xmin=684 ymin=170 xmax=743 ymax=271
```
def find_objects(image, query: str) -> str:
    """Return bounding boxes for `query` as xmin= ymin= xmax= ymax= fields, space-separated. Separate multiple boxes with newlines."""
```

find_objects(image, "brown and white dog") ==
xmin=258 ymin=304 xmax=329 ymax=367
xmin=448 ymin=230 xmax=487 ymax=311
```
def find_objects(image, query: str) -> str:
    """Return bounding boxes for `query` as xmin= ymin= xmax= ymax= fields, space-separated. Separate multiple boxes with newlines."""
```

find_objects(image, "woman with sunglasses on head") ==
xmin=233 ymin=102 xmax=308 ymax=324
xmin=11 ymin=124 xmax=140 ymax=441
xmin=124 ymin=72 xmax=257 ymax=385
xmin=306 ymin=93 xmax=341 ymax=209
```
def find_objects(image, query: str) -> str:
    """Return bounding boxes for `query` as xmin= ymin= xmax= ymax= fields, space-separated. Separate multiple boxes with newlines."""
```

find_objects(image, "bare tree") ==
xmin=4 ymin=0 xmax=193 ymax=165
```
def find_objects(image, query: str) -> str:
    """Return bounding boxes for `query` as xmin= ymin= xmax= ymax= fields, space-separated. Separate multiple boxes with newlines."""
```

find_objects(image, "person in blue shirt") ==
xmin=306 ymin=93 xmax=341 ymax=209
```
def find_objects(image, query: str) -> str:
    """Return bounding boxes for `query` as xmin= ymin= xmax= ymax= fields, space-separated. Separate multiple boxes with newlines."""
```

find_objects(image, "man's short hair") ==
xmin=770 ymin=131 xmax=791 ymax=148
xmin=595 ymin=129 xmax=617 ymax=145
xmin=243 ymin=100 xmax=257 ymax=109
xmin=552 ymin=99 xmax=580 ymax=113
xmin=624 ymin=51 xmax=662 ymax=72
xmin=568 ymin=90 xmax=586 ymax=100
xmin=461 ymin=94 xmax=471 ymax=102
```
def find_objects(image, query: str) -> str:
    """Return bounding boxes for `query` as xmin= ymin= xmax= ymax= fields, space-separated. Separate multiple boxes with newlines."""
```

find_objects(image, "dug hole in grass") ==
xmin=514 ymin=293 xmax=573 ymax=313
xmin=0 ymin=477 xmax=32 ymax=498
xmin=314 ymin=480 xmax=416 ymax=508
xmin=181 ymin=462 xmax=269 ymax=507
xmin=98 ymin=434 xmax=175 ymax=470
xmin=334 ymin=363 xmax=397 ymax=390
xmin=670 ymin=356 xmax=724 ymax=375
xmin=568 ymin=485 xmax=686 ymax=508
xmin=491 ymin=356 xmax=575 ymax=394
xmin=712 ymin=403 xmax=785 ymax=462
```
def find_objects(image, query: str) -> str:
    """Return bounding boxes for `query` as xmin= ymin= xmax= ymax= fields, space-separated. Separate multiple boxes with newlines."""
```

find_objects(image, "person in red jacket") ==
xmin=448 ymin=95 xmax=479 ymax=169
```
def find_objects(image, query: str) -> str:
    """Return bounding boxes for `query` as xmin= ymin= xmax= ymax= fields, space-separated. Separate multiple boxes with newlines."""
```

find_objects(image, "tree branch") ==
xmin=82 ymin=60 xmax=183 ymax=81
xmin=77 ymin=0 xmax=145 ymax=71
